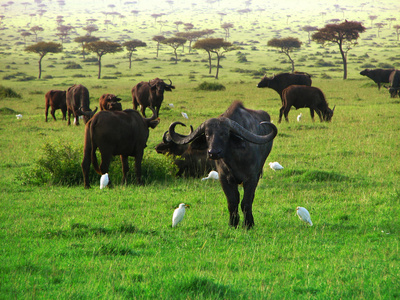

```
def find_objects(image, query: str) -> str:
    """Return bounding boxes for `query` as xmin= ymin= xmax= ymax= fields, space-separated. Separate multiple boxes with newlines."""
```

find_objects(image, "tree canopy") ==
xmin=74 ymin=35 xmax=99 ymax=59
xmin=85 ymin=41 xmax=123 ymax=79
xmin=193 ymin=38 xmax=234 ymax=79
xmin=25 ymin=41 xmax=62 ymax=79
xmin=122 ymin=39 xmax=147 ymax=69
xmin=161 ymin=37 xmax=186 ymax=64
xmin=267 ymin=37 xmax=302 ymax=73
xmin=312 ymin=20 xmax=366 ymax=79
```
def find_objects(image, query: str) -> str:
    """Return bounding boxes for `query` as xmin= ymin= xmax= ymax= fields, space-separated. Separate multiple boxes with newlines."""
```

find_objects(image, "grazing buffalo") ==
xmin=45 ymin=90 xmax=67 ymax=122
xmin=132 ymin=78 xmax=175 ymax=117
xmin=279 ymin=85 xmax=335 ymax=123
xmin=99 ymin=94 xmax=122 ymax=111
xmin=360 ymin=68 xmax=393 ymax=90
xmin=66 ymin=84 xmax=97 ymax=125
xmin=155 ymin=130 xmax=216 ymax=178
xmin=169 ymin=101 xmax=277 ymax=229
xmin=81 ymin=108 xmax=160 ymax=188
xmin=257 ymin=72 xmax=312 ymax=99
xmin=385 ymin=70 xmax=400 ymax=98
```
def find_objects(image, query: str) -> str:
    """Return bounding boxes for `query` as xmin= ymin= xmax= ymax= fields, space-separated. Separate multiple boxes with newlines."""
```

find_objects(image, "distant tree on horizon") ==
xmin=74 ymin=35 xmax=99 ymax=59
xmin=267 ymin=37 xmax=302 ymax=73
xmin=394 ymin=24 xmax=400 ymax=41
xmin=30 ymin=26 xmax=44 ymax=42
xmin=302 ymin=26 xmax=318 ymax=44
xmin=122 ymin=39 xmax=147 ymax=69
xmin=312 ymin=20 xmax=366 ymax=79
xmin=85 ymin=41 xmax=123 ymax=79
xmin=221 ymin=22 xmax=233 ymax=40
xmin=152 ymin=35 xmax=166 ymax=57
xmin=25 ymin=41 xmax=62 ymax=79
xmin=161 ymin=37 xmax=186 ymax=64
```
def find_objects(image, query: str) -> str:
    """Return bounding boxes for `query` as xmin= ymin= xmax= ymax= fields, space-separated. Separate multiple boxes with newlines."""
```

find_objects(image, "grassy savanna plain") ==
xmin=0 ymin=0 xmax=400 ymax=298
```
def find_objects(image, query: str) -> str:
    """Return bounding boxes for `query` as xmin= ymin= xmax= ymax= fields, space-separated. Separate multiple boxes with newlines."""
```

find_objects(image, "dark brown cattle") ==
xmin=279 ymin=85 xmax=335 ymax=123
xmin=385 ymin=70 xmax=400 ymax=98
xmin=81 ymin=108 xmax=160 ymax=188
xmin=132 ymin=78 xmax=175 ymax=117
xmin=66 ymin=84 xmax=97 ymax=126
xmin=257 ymin=72 xmax=312 ymax=99
xmin=45 ymin=90 xmax=67 ymax=122
xmin=169 ymin=101 xmax=277 ymax=229
xmin=360 ymin=68 xmax=393 ymax=90
xmin=155 ymin=130 xmax=216 ymax=178
xmin=99 ymin=94 xmax=122 ymax=111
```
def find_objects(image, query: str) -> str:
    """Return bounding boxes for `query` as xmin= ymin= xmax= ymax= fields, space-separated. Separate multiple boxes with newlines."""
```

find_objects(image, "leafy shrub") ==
xmin=0 ymin=85 xmax=21 ymax=98
xmin=64 ymin=63 xmax=82 ymax=69
xmin=195 ymin=81 xmax=226 ymax=91
xmin=16 ymin=76 xmax=36 ymax=82
xmin=72 ymin=74 xmax=86 ymax=78
xmin=0 ymin=107 xmax=17 ymax=115
xmin=378 ymin=63 xmax=394 ymax=69
xmin=361 ymin=63 xmax=376 ymax=68
xmin=43 ymin=75 xmax=53 ymax=79
xmin=19 ymin=141 xmax=177 ymax=186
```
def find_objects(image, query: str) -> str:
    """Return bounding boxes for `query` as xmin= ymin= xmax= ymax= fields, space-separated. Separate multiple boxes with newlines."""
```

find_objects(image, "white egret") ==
xmin=16 ymin=114 xmax=22 ymax=119
xmin=201 ymin=170 xmax=219 ymax=181
xmin=269 ymin=162 xmax=284 ymax=171
xmin=100 ymin=173 xmax=109 ymax=189
xmin=297 ymin=113 xmax=302 ymax=122
xmin=181 ymin=112 xmax=188 ymax=119
xmin=168 ymin=103 xmax=174 ymax=108
xmin=296 ymin=206 xmax=313 ymax=226
xmin=172 ymin=203 xmax=189 ymax=227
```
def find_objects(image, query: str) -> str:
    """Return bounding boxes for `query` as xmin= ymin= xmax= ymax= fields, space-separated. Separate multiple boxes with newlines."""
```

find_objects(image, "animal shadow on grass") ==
xmin=175 ymin=276 xmax=235 ymax=298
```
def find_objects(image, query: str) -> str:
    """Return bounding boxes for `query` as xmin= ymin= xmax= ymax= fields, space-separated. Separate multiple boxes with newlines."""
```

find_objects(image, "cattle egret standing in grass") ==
xmin=201 ymin=170 xmax=219 ymax=181
xmin=172 ymin=203 xmax=188 ymax=227
xmin=100 ymin=173 xmax=109 ymax=189
xmin=181 ymin=112 xmax=188 ymax=119
xmin=269 ymin=162 xmax=284 ymax=171
xmin=16 ymin=114 xmax=22 ymax=119
xmin=297 ymin=113 xmax=302 ymax=122
xmin=296 ymin=206 xmax=313 ymax=226
xmin=168 ymin=103 xmax=174 ymax=108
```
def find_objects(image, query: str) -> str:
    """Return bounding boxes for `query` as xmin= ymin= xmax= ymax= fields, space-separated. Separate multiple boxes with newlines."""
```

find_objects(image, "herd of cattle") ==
xmin=42 ymin=69 xmax=398 ymax=228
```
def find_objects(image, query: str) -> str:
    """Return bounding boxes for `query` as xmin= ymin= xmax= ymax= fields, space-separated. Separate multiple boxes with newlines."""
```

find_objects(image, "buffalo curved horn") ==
xmin=169 ymin=121 xmax=205 ymax=145
xmin=332 ymin=105 xmax=336 ymax=113
xmin=78 ymin=106 xmax=98 ymax=116
xmin=227 ymin=118 xmax=278 ymax=144
xmin=144 ymin=106 xmax=158 ymax=121
xmin=162 ymin=131 xmax=169 ymax=143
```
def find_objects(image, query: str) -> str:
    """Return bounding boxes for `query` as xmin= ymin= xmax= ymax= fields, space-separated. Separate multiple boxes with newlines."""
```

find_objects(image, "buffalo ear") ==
xmin=190 ymin=134 xmax=208 ymax=150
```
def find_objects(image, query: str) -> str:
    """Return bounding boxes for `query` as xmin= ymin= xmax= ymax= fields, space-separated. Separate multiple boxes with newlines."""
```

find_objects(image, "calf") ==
xmin=99 ymin=94 xmax=122 ymax=111
xmin=279 ymin=85 xmax=335 ymax=123
xmin=385 ymin=70 xmax=400 ymax=98
xmin=45 ymin=90 xmax=67 ymax=122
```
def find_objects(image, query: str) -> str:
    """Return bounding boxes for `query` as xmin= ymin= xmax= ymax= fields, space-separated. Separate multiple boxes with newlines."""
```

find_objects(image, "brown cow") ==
xmin=99 ymin=94 xmax=122 ymax=111
xmin=66 ymin=84 xmax=97 ymax=126
xmin=45 ymin=90 xmax=67 ymax=122
xmin=81 ymin=108 xmax=160 ymax=188
xmin=279 ymin=85 xmax=335 ymax=123
xmin=132 ymin=78 xmax=175 ymax=117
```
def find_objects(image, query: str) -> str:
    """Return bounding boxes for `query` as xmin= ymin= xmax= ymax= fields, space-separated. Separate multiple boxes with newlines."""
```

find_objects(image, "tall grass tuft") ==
xmin=195 ymin=81 xmax=226 ymax=91
xmin=0 ymin=85 xmax=21 ymax=98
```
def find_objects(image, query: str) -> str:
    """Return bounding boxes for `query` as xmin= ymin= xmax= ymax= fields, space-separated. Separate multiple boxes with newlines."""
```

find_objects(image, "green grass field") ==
xmin=1 ymin=1 xmax=400 ymax=299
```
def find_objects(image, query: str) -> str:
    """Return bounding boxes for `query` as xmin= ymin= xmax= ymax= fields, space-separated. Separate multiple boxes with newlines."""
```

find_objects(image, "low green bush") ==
xmin=195 ymin=81 xmax=226 ymax=91
xmin=0 ymin=85 xmax=21 ymax=98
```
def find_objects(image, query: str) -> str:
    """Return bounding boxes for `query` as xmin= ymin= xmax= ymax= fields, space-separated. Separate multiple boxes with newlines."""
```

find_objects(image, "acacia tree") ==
xmin=152 ymin=35 xmax=165 ymax=57
xmin=25 ymin=41 xmax=62 ymax=79
xmin=394 ymin=24 xmax=400 ymax=41
xmin=312 ymin=20 xmax=366 ymax=79
xmin=161 ymin=37 xmax=186 ymax=64
xmin=267 ymin=37 xmax=302 ymax=73
xmin=193 ymin=38 xmax=233 ymax=79
xmin=21 ymin=31 xmax=32 ymax=43
xmin=82 ymin=24 xmax=98 ymax=36
xmin=175 ymin=30 xmax=204 ymax=52
xmin=30 ymin=25 xmax=44 ymax=42
xmin=302 ymin=25 xmax=318 ymax=44
xmin=85 ymin=41 xmax=123 ymax=79
xmin=221 ymin=22 xmax=233 ymax=40
xmin=122 ymin=39 xmax=147 ymax=69
xmin=56 ymin=25 xmax=73 ymax=45
xmin=74 ymin=35 xmax=99 ymax=59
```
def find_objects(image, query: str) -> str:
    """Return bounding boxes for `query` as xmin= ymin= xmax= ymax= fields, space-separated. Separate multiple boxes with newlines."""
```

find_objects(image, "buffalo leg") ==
xmin=81 ymin=149 xmax=92 ymax=189
xmin=310 ymin=109 xmax=315 ymax=122
xmin=241 ymin=179 xmax=258 ymax=229
xmin=51 ymin=108 xmax=57 ymax=121
xmin=67 ymin=109 xmax=72 ymax=125
xmin=61 ymin=108 xmax=67 ymax=121
xmin=220 ymin=177 xmax=240 ymax=228
xmin=134 ymin=151 xmax=143 ymax=185
xmin=140 ymin=106 xmax=146 ymax=118
xmin=121 ymin=155 xmax=130 ymax=185
xmin=313 ymin=108 xmax=323 ymax=122
xmin=45 ymin=105 xmax=49 ymax=122
xmin=283 ymin=106 xmax=291 ymax=122
xmin=278 ymin=106 xmax=285 ymax=123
